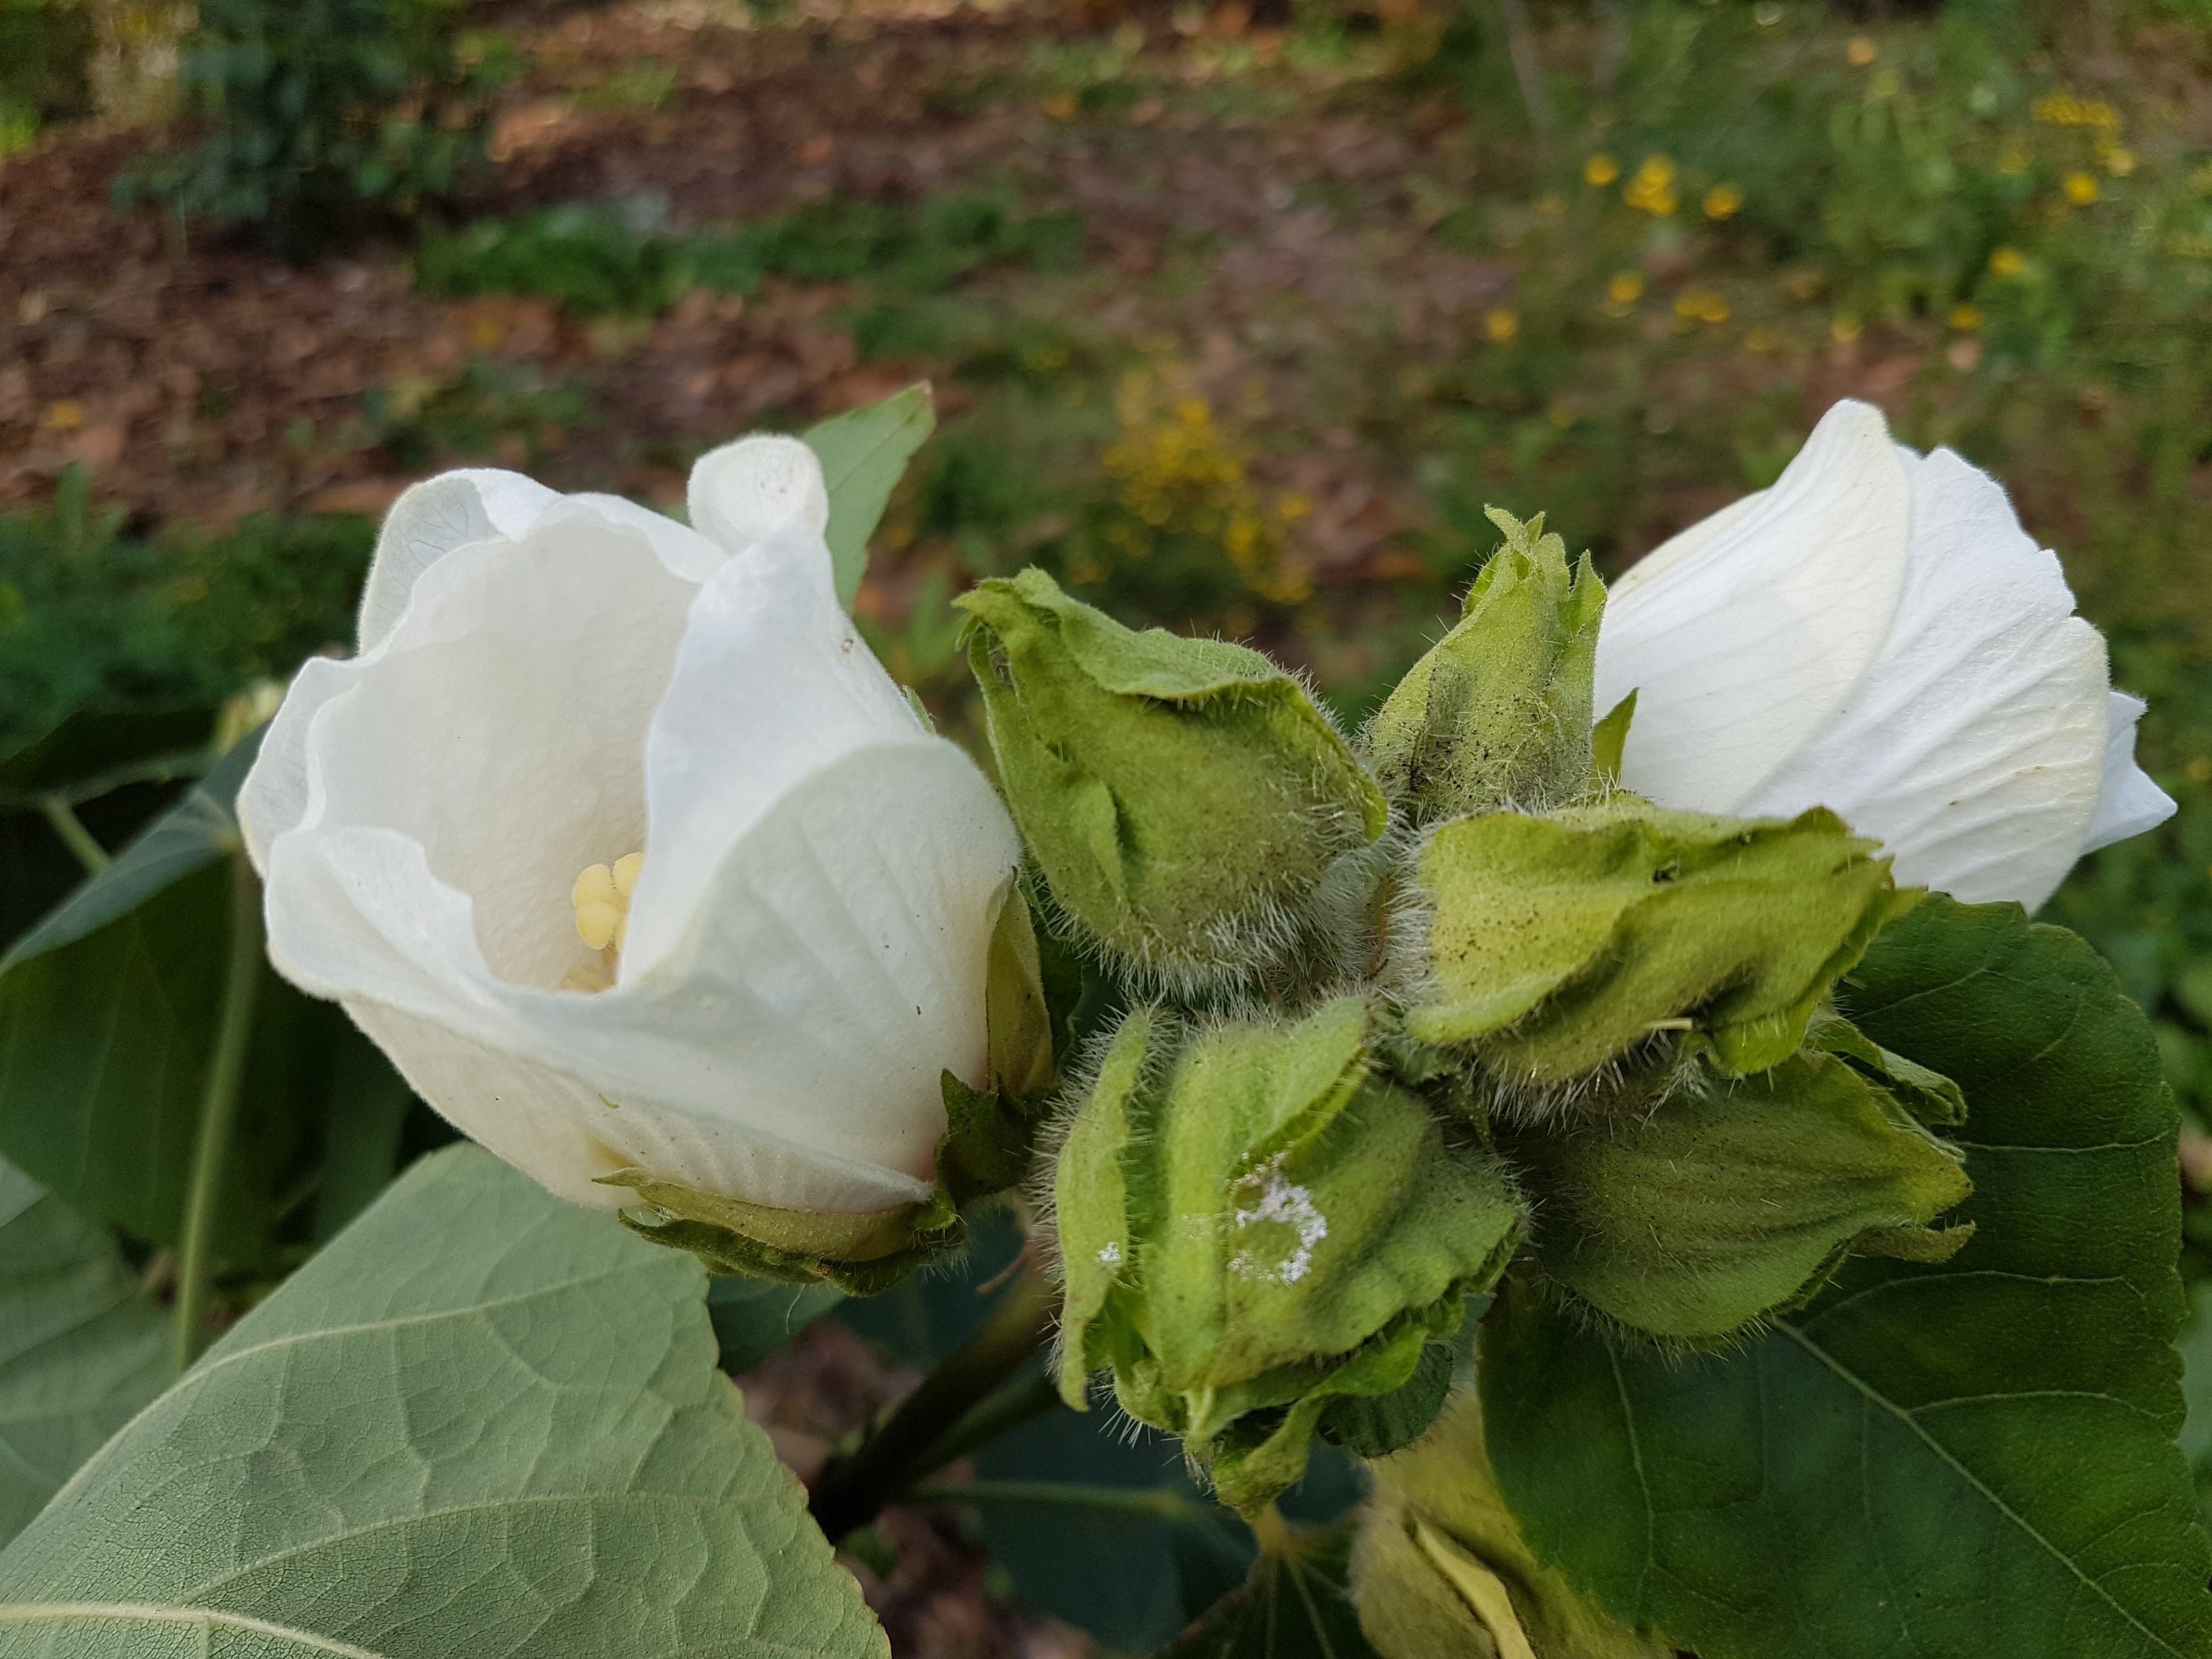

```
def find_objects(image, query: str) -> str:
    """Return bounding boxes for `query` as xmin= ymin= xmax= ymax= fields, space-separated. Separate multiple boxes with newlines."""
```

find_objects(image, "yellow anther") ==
xmin=570 ymin=853 xmax=644 ymax=962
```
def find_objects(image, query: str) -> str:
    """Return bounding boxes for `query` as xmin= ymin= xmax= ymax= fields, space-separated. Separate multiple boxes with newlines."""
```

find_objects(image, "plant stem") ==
xmin=898 ymin=1367 xmax=1065 ymax=1493
xmin=810 ymin=1264 xmax=1059 ymax=1543
xmin=1497 ymin=0 xmax=1556 ymax=161
xmin=172 ymin=854 xmax=264 ymax=1375
xmin=903 ymin=1479 xmax=1216 ymax=1525
xmin=38 ymin=796 xmax=110 ymax=873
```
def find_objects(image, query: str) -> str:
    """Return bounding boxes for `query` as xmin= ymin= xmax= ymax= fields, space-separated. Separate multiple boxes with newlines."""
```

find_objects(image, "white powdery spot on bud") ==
xmin=1229 ymin=1158 xmax=1328 ymax=1285
xmin=1097 ymin=1241 xmax=1121 ymax=1266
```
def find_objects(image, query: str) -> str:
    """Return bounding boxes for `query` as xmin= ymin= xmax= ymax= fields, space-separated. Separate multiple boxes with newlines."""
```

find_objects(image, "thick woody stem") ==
xmin=809 ymin=1264 xmax=1060 ymax=1543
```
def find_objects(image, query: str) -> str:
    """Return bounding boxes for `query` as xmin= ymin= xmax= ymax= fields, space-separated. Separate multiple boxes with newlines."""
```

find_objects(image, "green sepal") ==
xmin=1590 ymin=690 xmax=1636 ymax=788
xmin=1317 ymin=1339 xmax=1455 ymax=1459
xmin=605 ymin=1169 xmax=962 ymax=1296
xmin=938 ymin=1071 xmax=1051 ymax=1207
xmin=1404 ymin=799 xmax=1918 ymax=1085
xmin=1352 ymin=1389 xmax=1671 ymax=1659
xmin=1052 ymin=997 xmax=1524 ymax=1514
xmin=986 ymin=879 xmax=1055 ymax=1100
xmin=1807 ymin=1013 xmax=1967 ymax=1127
xmin=1205 ymin=1300 xmax=1463 ymax=1518
xmin=957 ymin=569 xmax=1386 ymax=992
xmin=1505 ymin=1048 xmax=1974 ymax=1341
xmin=1365 ymin=507 xmax=1604 ymax=823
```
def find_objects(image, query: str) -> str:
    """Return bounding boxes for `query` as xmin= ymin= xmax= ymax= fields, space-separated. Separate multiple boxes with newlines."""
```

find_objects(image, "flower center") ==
xmin=563 ymin=851 xmax=642 ymax=992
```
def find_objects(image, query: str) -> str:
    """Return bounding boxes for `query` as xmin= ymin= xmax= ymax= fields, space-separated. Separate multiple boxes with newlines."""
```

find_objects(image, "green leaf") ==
xmin=0 ymin=733 xmax=252 ymax=974
xmin=1158 ymin=1519 xmax=1378 ymax=1659
xmin=803 ymin=382 xmax=935 ymax=611
xmin=0 ymin=1143 xmax=888 ymax=1658
xmin=1482 ymin=896 xmax=2212 ymax=1659
xmin=0 ymin=1161 xmax=166 ymax=1548
xmin=1507 ymin=1048 xmax=1972 ymax=1341
xmin=1355 ymin=1391 xmax=1668 ymax=1659
xmin=1406 ymin=800 xmax=1915 ymax=1082
xmin=1364 ymin=508 xmax=1603 ymax=823
xmin=707 ymin=1274 xmax=844 ymax=1374
xmin=0 ymin=747 xmax=397 ymax=1263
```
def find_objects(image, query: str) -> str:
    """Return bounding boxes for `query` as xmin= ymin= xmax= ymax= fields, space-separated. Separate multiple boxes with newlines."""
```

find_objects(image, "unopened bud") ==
xmin=958 ymin=570 xmax=1387 ymax=993
xmin=1053 ymin=997 xmax=1523 ymax=1514
xmin=1365 ymin=509 xmax=1604 ymax=821
xmin=1401 ymin=798 xmax=1917 ymax=1085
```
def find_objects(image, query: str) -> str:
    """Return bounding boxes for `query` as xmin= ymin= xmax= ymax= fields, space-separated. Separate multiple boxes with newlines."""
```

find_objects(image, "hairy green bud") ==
xmin=1506 ymin=1044 xmax=1973 ymax=1341
xmin=1402 ymin=799 xmax=1918 ymax=1085
xmin=1365 ymin=508 xmax=1605 ymax=822
xmin=1053 ymin=998 xmax=1523 ymax=1515
xmin=957 ymin=570 xmax=1387 ymax=992
xmin=1353 ymin=1390 xmax=1672 ymax=1659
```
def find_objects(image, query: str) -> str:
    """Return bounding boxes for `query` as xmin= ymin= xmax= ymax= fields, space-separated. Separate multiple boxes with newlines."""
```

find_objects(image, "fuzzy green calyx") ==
xmin=957 ymin=569 xmax=1387 ymax=993
xmin=1403 ymin=799 xmax=1919 ymax=1084
xmin=1506 ymin=1044 xmax=1973 ymax=1341
xmin=608 ymin=1166 xmax=962 ymax=1297
xmin=1352 ymin=1390 xmax=1672 ymax=1659
xmin=1365 ymin=508 xmax=1605 ymax=822
xmin=1053 ymin=998 xmax=1524 ymax=1515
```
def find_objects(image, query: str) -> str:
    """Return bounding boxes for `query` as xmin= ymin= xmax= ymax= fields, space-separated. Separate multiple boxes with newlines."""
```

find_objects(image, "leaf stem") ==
xmin=809 ymin=1263 xmax=1059 ymax=1542
xmin=902 ymin=1479 xmax=1217 ymax=1525
xmin=172 ymin=854 xmax=264 ymax=1375
xmin=38 ymin=796 xmax=111 ymax=873
xmin=898 ymin=1367 xmax=1065 ymax=1492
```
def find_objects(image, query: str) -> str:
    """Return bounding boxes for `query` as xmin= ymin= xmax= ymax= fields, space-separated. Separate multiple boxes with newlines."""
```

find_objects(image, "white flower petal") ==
xmin=1731 ymin=445 xmax=2109 ymax=908
xmin=264 ymin=738 xmax=1016 ymax=1211
xmin=2082 ymin=691 xmax=2177 ymax=855
xmin=240 ymin=655 xmax=354 ymax=872
xmin=688 ymin=434 xmax=831 ymax=556
xmin=357 ymin=470 xmax=556 ymax=653
xmin=543 ymin=493 xmax=727 ymax=584
xmin=622 ymin=524 xmax=924 ymax=977
xmin=301 ymin=518 xmax=697 ymax=988
xmin=1598 ymin=400 xmax=1912 ymax=813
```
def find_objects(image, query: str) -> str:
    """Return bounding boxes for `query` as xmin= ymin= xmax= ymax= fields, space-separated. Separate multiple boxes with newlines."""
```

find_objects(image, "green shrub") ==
xmin=415 ymin=195 xmax=1086 ymax=315
xmin=0 ymin=469 xmax=372 ymax=753
xmin=116 ymin=0 xmax=515 ymax=253
xmin=0 ymin=0 xmax=91 ymax=144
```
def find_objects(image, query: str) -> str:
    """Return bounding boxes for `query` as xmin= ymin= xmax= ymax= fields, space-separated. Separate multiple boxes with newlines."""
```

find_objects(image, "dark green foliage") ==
xmin=115 ymin=0 xmax=515 ymax=251
xmin=0 ymin=470 xmax=371 ymax=757
xmin=0 ymin=0 xmax=91 ymax=131
xmin=1482 ymin=897 xmax=2212 ymax=1659
xmin=415 ymin=194 xmax=1086 ymax=316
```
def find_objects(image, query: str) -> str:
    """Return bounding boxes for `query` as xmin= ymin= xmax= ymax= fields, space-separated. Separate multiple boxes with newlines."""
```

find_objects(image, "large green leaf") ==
xmin=803 ymin=383 xmax=935 ymax=611
xmin=0 ymin=733 xmax=253 ymax=974
xmin=0 ymin=1143 xmax=886 ymax=1658
xmin=0 ymin=1161 xmax=166 ymax=1547
xmin=0 ymin=730 xmax=410 ymax=1262
xmin=1483 ymin=896 xmax=2212 ymax=1659
xmin=1158 ymin=1519 xmax=1378 ymax=1659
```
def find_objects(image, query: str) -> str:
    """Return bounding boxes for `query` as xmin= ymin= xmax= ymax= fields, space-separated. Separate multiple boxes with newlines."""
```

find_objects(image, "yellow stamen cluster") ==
xmin=573 ymin=853 xmax=644 ymax=953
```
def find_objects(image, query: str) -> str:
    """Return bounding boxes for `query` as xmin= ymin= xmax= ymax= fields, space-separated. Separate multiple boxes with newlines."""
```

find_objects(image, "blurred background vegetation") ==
xmin=6 ymin=0 xmax=2212 ymax=1565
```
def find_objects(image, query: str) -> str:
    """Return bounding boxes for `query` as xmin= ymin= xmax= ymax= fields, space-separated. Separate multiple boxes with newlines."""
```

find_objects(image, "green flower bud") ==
xmin=957 ymin=570 xmax=1387 ymax=992
xmin=1365 ymin=508 xmax=1605 ymax=822
xmin=1353 ymin=1390 xmax=1672 ymax=1659
xmin=1505 ymin=1041 xmax=1973 ymax=1341
xmin=1401 ymin=798 xmax=1918 ymax=1085
xmin=1052 ymin=997 xmax=1523 ymax=1515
